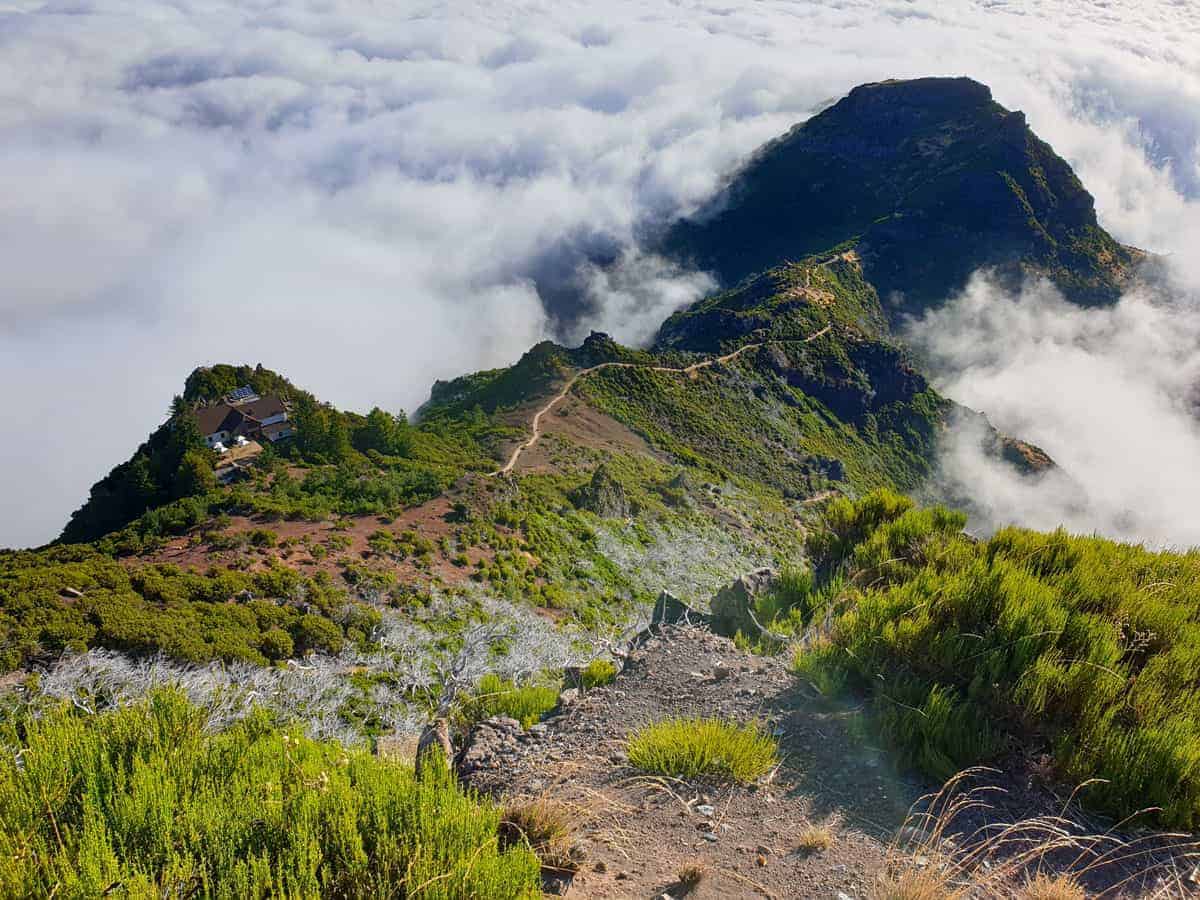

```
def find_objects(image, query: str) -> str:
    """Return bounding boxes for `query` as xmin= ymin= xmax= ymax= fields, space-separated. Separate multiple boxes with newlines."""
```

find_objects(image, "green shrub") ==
xmin=799 ymin=490 xmax=1200 ymax=828
xmin=260 ymin=627 xmax=294 ymax=660
xmin=296 ymin=614 xmax=344 ymax=655
xmin=0 ymin=690 xmax=539 ymax=897
xmin=580 ymin=658 xmax=617 ymax=690
xmin=248 ymin=528 xmax=278 ymax=548
xmin=0 ymin=552 xmax=366 ymax=671
xmin=464 ymin=674 xmax=560 ymax=729
xmin=627 ymin=717 xmax=778 ymax=783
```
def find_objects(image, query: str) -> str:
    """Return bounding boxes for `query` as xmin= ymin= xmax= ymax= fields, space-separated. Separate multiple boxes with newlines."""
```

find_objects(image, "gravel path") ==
xmin=460 ymin=625 xmax=924 ymax=898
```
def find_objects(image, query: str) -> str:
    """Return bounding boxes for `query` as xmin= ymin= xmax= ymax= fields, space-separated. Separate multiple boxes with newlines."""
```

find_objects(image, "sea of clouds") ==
xmin=1 ymin=0 xmax=1199 ymax=547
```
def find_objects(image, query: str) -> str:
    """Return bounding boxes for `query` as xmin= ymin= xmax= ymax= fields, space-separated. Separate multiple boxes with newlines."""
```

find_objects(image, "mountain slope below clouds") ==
xmin=660 ymin=77 xmax=1143 ymax=317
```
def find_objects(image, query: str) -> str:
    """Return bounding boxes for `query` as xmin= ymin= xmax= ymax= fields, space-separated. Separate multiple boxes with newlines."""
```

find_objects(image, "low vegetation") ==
xmin=796 ymin=489 xmax=1200 ymax=828
xmin=674 ymin=860 xmax=708 ymax=895
xmin=0 ymin=690 xmax=540 ymax=898
xmin=464 ymin=673 xmax=561 ymax=729
xmin=499 ymin=798 xmax=580 ymax=877
xmin=0 ymin=548 xmax=377 ymax=671
xmin=796 ymin=820 xmax=837 ymax=852
xmin=580 ymin=658 xmax=617 ymax=690
xmin=626 ymin=717 xmax=778 ymax=783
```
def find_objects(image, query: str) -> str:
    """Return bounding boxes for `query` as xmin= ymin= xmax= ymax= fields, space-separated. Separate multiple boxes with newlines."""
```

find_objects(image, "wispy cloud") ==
xmin=908 ymin=270 xmax=1200 ymax=548
xmin=1 ymin=0 xmax=1198 ymax=546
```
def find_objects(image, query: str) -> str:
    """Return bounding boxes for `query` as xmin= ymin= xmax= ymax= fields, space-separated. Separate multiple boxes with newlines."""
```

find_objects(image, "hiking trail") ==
xmin=490 ymin=324 xmax=833 ymax=476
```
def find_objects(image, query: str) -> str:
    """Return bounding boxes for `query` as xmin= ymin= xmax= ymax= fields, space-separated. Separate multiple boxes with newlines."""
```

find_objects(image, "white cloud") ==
xmin=908 ymin=273 xmax=1200 ymax=549
xmin=1 ymin=0 xmax=1199 ymax=546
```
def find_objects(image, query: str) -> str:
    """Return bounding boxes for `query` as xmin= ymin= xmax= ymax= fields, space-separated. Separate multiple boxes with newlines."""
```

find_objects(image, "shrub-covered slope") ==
xmin=793 ymin=490 xmax=1200 ymax=828
xmin=661 ymin=77 xmax=1143 ymax=316
xmin=0 ymin=690 xmax=539 ymax=898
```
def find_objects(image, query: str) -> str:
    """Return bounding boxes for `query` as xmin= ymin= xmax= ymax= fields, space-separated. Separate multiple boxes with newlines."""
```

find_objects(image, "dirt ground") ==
xmin=461 ymin=625 xmax=926 ymax=899
xmin=460 ymin=625 xmax=1200 ymax=899
xmin=513 ymin=397 xmax=668 ymax=476
xmin=131 ymin=491 xmax=491 ymax=588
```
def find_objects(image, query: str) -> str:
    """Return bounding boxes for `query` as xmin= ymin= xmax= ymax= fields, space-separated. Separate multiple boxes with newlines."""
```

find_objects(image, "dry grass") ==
xmin=1018 ymin=873 xmax=1087 ymax=900
xmin=878 ymin=769 xmax=1200 ymax=899
xmin=797 ymin=819 xmax=838 ymax=853
xmin=675 ymin=859 xmax=707 ymax=895
xmin=870 ymin=866 xmax=957 ymax=900
xmin=499 ymin=797 xmax=581 ymax=876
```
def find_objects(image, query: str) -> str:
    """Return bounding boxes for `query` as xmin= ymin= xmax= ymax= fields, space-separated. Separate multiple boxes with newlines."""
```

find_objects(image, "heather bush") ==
xmin=799 ymin=489 xmax=1200 ymax=828
xmin=0 ymin=550 xmax=372 ymax=671
xmin=580 ymin=658 xmax=617 ymax=690
xmin=0 ymin=690 xmax=539 ymax=897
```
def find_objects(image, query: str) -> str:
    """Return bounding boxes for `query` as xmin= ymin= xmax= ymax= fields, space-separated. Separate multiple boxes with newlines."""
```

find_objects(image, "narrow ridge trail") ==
xmin=490 ymin=324 xmax=833 ymax=476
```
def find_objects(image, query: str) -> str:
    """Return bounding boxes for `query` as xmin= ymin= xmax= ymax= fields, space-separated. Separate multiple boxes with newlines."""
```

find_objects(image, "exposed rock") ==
xmin=571 ymin=463 xmax=632 ymax=519
xmin=991 ymin=432 xmax=1056 ymax=476
xmin=710 ymin=568 xmax=779 ymax=638
xmin=458 ymin=715 xmax=523 ymax=777
xmin=651 ymin=590 xmax=704 ymax=627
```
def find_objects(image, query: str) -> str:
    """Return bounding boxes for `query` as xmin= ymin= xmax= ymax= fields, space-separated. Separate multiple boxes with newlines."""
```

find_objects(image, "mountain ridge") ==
xmin=660 ymin=76 xmax=1144 ymax=317
xmin=6 ymin=75 xmax=1200 ymax=898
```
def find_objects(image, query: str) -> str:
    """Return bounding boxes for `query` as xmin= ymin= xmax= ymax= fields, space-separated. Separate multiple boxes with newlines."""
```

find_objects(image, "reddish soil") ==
xmin=130 ymin=491 xmax=492 ymax=589
xmin=514 ymin=397 xmax=666 ymax=475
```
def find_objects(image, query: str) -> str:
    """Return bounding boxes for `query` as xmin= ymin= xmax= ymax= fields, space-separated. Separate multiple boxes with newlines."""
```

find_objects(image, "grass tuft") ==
xmin=499 ymin=797 xmax=581 ymax=876
xmin=675 ymin=859 xmax=708 ymax=894
xmin=465 ymin=672 xmax=561 ymax=728
xmin=626 ymin=717 xmax=778 ymax=784
xmin=870 ymin=867 xmax=957 ymax=900
xmin=1018 ymin=874 xmax=1086 ymax=900
xmin=797 ymin=820 xmax=837 ymax=852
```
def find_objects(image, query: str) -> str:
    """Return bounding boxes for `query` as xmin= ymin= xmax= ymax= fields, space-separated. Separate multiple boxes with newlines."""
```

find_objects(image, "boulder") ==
xmin=457 ymin=716 xmax=523 ymax=777
xmin=571 ymin=463 xmax=632 ymax=519
xmin=709 ymin=568 xmax=779 ymax=637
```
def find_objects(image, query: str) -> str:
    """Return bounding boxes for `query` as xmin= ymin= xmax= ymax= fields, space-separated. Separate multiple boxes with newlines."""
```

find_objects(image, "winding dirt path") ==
xmin=490 ymin=324 xmax=833 ymax=476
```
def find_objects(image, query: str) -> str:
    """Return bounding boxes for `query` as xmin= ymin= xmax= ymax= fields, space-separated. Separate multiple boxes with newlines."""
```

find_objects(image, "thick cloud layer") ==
xmin=2 ymin=0 xmax=1199 ymax=547
xmin=908 ymin=271 xmax=1200 ymax=548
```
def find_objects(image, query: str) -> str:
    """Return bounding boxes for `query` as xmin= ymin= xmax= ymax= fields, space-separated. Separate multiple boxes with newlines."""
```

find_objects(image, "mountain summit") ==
xmin=662 ymin=77 xmax=1143 ymax=316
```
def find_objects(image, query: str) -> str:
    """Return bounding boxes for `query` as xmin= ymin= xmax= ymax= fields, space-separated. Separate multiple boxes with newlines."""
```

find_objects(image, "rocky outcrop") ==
xmin=570 ymin=463 xmax=632 ymax=518
xmin=709 ymin=568 xmax=779 ymax=638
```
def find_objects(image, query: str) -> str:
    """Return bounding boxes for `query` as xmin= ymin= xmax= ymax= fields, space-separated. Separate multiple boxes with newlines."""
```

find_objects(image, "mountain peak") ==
xmin=661 ymin=76 xmax=1142 ymax=317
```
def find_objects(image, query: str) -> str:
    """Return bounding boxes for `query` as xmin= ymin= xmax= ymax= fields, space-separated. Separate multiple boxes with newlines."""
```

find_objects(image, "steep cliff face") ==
xmin=661 ymin=77 xmax=1142 ymax=316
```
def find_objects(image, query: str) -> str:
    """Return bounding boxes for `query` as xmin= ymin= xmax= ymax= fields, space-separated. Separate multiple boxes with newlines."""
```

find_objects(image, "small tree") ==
xmin=358 ymin=407 xmax=412 ymax=456
xmin=175 ymin=449 xmax=217 ymax=498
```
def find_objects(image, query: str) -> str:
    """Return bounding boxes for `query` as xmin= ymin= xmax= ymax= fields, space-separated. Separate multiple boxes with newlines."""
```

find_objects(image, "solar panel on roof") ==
xmin=227 ymin=386 xmax=257 ymax=403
